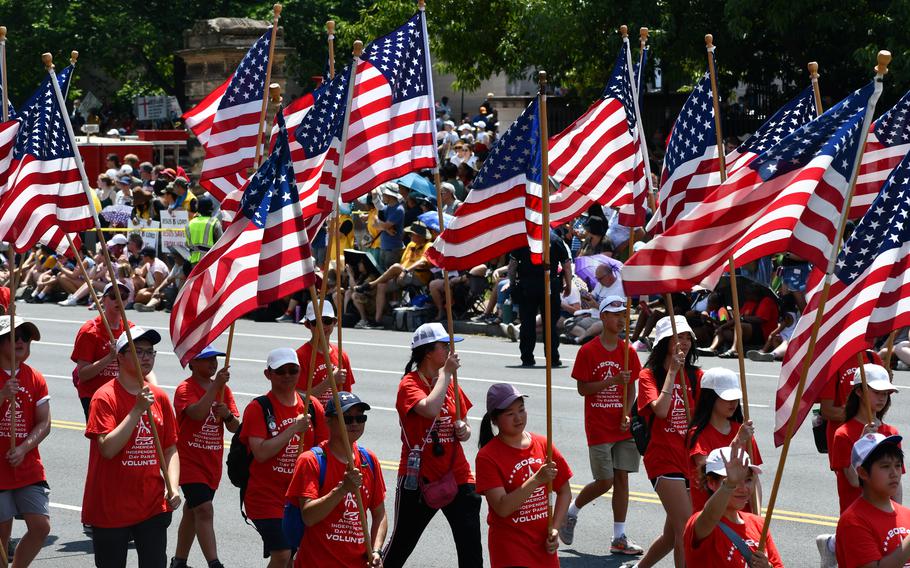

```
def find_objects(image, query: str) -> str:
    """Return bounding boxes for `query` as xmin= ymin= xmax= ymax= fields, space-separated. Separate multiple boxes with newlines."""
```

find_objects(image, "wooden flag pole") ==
xmin=855 ymin=353 xmax=876 ymax=424
xmin=420 ymin=0 xmax=463 ymax=419
xmin=759 ymin=50 xmax=890 ymax=551
xmin=0 ymin=26 xmax=8 ymax=122
xmin=44 ymin=53 xmax=173 ymax=496
xmin=663 ymin=295 xmax=691 ymax=422
xmin=0 ymin=27 xmax=14 ymax=451
xmin=65 ymin=234 xmax=116 ymax=343
xmin=706 ymin=34 xmax=750 ymax=421
xmin=254 ymin=4 xmax=281 ymax=167
xmin=622 ymin=229 xmax=636 ymax=421
xmin=809 ymin=62 xmax=824 ymax=116
xmin=884 ymin=330 xmax=898 ymax=372
xmin=326 ymin=20 xmax=336 ymax=81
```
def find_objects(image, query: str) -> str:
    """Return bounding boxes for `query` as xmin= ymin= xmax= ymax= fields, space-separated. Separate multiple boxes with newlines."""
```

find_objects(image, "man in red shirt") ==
xmin=296 ymin=301 xmax=355 ymax=407
xmin=562 ymin=295 xmax=643 ymax=556
xmin=0 ymin=317 xmax=51 ymax=567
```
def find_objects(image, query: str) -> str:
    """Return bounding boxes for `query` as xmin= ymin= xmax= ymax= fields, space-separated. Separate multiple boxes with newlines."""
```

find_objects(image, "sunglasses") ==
xmin=314 ymin=317 xmax=336 ymax=326
xmin=430 ymin=429 xmax=444 ymax=457
xmin=343 ymin=415 xmax=368 ymax=425
xmin=272 ymin=366 xmax=299 ymax=376
xmin=5 ymin=331 xmax=31 ymax=343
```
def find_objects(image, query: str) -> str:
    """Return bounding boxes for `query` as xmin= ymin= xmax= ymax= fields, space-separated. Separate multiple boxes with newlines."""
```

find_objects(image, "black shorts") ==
xmin=649 ymin=472 xmax=690 ymax=490
xmin=746 ymin=322 xmax=765 ymax=346
xmin=252 ymin=517 xmax=295 ymax=558
xmin=180 ymin=483 xmax=215 ymax=509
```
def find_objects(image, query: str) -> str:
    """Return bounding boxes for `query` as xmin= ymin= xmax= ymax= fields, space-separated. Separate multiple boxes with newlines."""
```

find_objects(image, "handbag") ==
xmin=403 ymin=416 xmax=459 ymax=509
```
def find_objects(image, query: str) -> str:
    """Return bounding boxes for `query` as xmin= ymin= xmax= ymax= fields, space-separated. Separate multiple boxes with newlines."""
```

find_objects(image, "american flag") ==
xmin=547 ymin=41 xmax=642 ymax=226
xmin=623 ymin=82 xmax=877 ymax=296
xmin=426 ymin=98 xmax=544 ymax=270
xmin=0 ymin=65 xmax=92 ymax=254
xmin=333 ymin=12 xmax=436 ymax=204
xmin=774 ymin=150 xmax=910 ymax=445
xmin=183 ymin=29 xmax=272 ymax=203
xmin=170 ymin=111 xmax=316 ymax=365
xmin=647 ymin=70 xmax=721 ymax=233
xmin=853 ymin=89 xmax=910 ymax=219
xmin=726 ymin=86 xmax=817 ymax=173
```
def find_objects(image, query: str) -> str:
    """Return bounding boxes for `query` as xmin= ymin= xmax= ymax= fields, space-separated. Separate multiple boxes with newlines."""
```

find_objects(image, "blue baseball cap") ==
xmin=194 ymin=345 xmax=225 ymax=360
xmin=325 ymin=392 xmax=371 ymax=417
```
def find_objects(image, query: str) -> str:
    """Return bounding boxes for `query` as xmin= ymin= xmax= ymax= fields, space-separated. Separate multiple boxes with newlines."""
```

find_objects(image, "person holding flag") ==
xmin=295 ymin=301 xmax=355 ymax=408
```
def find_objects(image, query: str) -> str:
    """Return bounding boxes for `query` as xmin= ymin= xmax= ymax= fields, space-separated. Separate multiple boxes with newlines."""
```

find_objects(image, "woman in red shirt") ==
xmin=633 ymin=316 xmax=701 ymax=568
xmin=475 ymin=383 xmax=572 ymax=568
xmin=382 ymin=323 xmax=482 ymax=568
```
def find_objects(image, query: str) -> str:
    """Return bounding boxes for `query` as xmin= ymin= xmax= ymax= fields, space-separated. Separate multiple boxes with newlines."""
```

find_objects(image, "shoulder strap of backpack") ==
xmin=356 ymin=445 xmax=375 ymax=473
xmin=255 ymin=395 xmax=276 ymax=438
xmin=716 ymin=520 xmax=754 ymax=563
xmin=312 ymin=447 xmax=328 ymax=489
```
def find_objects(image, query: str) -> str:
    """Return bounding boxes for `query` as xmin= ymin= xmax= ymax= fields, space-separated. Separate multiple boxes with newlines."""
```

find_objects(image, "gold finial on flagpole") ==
xmin=269 ymin=82 xmax=281 ymax=103
xmin=640 ymin=27 xmax=649 ymax=42
xmin=42 ymin=52 xmax=53 ymax=69
xmin=876 ymin=50 xmax=892 ymax=76
xmin=808 ymin=61 xmax=819 ymax=79
xmin=353 ymin=40 xmax=363 ymax=57
xmin=705 ymin=34 xmax=715 ymax=49
xmin=70 ymin=50 xmax=78 ymax=65
xmin=0 ymin=27 xmax=6 ymax=42
xmin=619 ymin=25 xmax=628 ymax=38
xmin=273 ymin=3 xmax=282 ymax=17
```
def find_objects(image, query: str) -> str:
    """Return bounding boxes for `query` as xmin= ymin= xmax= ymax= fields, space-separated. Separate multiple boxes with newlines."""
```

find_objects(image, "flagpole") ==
xmin=420 ymin=0 xmax=463 ymax=420
xmin=855 ymin=353 xmax=875 ymax=423
xmin=44 ymin=52 xmax=174 ymax=497
xmin=809 ymin=62 xmax=824 ymax=116
xmin=663 ymin=295 xmax=691 ymax=421
xmin=0 ymin=27 xmax=8 ymax=122
xmin=759 ymin=50 xmax=890 ymax=551
xmin=65 ymin=234 xmax=116 ymax=343
xmin=705 ymin=34 xmax=751 ymax=421
xmin=327 ymin=20 xmax=336 ymax=81
xmin=0 ymin=27 xmax=14 ymax=451
xmin=884 ymin=330 xmax=897 ymax=371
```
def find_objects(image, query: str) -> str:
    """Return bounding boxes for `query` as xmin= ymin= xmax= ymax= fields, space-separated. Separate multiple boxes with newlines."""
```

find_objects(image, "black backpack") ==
xmin=630 ymin=369 xmax=699 ymax=455
xmin=226 ymin=395 xmax=276 ymax=521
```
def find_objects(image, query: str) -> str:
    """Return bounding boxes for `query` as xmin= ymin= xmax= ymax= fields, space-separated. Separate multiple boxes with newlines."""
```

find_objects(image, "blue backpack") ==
xmin=281 ymin=445 xmax=375 ymax=546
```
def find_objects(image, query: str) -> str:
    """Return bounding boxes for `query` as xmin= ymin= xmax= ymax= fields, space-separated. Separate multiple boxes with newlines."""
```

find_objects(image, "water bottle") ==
xmin=404 ymin=448 xmax=421 ymax=490
xmin=502 ymin=298 xmax=513 ymax=324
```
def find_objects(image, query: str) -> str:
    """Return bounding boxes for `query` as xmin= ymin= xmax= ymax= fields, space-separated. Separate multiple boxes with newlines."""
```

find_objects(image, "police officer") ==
xmin=184 ymin=198 xmax=221 ymax=265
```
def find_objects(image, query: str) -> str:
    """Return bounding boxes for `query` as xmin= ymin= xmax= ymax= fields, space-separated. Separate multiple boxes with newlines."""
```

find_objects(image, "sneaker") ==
xmin=135 ymin=302 xmax=156 ymax=312
xmin=816 ymin=534 xmax=836 ymax=568
xmin=364 ymin=320 xmax=384 ymax=330
xmin=618 ymin=563 xmax=639 ymax=568
xmin=631 ymin=340 xmax=649 ymax=352
xmin=169 ymin=558 xmax=189 ymax=568
xmin=354 ymin=319 xmax=369 ymax=329
xmin=558 ymin=511 xmax=577 ymax=545
xmin=610 ymin=534 xmax=644 ymax=556
xmin=82 ymin=523 xmax=93 ymax=536
xmin=505 ymin=323 xmax=518 ymax=342
xmin=275 ymin=313 xmax=294 ymax=323
xmin=897 ymin=360 xmax=910 ymax=371
xmin=696 ymin=347 xmax=718 ymax=357
xmin=746 ymin=350 xmax=775 ymax=362
xmin=58 ymin=295 xmax=79 ymax=306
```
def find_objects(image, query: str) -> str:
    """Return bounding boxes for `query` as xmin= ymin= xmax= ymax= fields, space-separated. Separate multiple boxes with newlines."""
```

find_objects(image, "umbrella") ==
xmin=573 ymin=254 xmax=623 ymax=291
xmin=396 ymin=172 xmax=435 ymax=200
xmin=418 ymin=211 xmax=454 ymax=232
xmin=344 ymin=248 xmax=381 ymax=276
xmin=713 ymin=274 xmax=777 ymax=308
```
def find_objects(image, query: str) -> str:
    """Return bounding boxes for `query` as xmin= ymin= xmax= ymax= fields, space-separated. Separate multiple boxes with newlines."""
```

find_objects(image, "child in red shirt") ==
xmin=286 ymin=392 xmax=386 ymax=568
xmin=683 ymin=446 xmax=782 ymax=567
xmin=818 ymin=350 xmax=883 ymax=464
xmin=687 ymin=367 xmax=762 ymax=513
xmin=171 ymin=346 xmax=239 ymax=568
xmin=475 ymin=383 xmax=573 ymax=568
xmin=836 ymin=433 xmax=910 ymax=567
xmin=296 ymin=301 xmax=355 ymax=407
xmin=240 ymin=347 xmax=328 ymax=566
xmin=0 ymin=318 xmax=51 ymax=567
xmin=563 ymin=295 xmax=643 ymax=555
xmin=82 ymin=327 xmax=181 ymax=567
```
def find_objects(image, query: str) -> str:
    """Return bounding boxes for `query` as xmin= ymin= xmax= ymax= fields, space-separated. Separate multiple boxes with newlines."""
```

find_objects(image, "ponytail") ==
xmin=404 ymin=344 xmax=434 ymax=375
xmin=478 ymin=413 xmax=495 ymax=448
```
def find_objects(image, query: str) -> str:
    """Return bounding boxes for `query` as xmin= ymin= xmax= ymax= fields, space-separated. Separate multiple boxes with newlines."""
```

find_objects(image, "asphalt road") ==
xmin=7 ymin=302 xmax=904 ymax=567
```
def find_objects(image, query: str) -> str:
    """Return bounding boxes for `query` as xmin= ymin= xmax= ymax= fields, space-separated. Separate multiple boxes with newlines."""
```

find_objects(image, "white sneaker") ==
xmin=631 ymin=340 xmax=649 ymax=352
xmin=58 ymin=296 xmax=78 ymax=306
xmin=558 ymin=511 xmax=577 ymax=545
xmin=816 ymin=534 xmax=836 ymax=568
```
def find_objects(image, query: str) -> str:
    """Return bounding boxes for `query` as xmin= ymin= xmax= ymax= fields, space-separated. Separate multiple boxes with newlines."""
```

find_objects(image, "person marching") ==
xmin=818 ymin=350 xmax=883 ymax=458
xmin=382 ymin=323 xmax=482 ymax=568
xmin=687 ymin=368 xmax=761 ymax=513
xmin=682 ymin=446 xmax=782 ymax=567
xmin=475 ymin=383 xmax=573 ymax=568
xmin=835 ymin=433 xmax=910 ymax=566
xmin=240 ymin=348 xmax=328 ymax=567
xmin=170 ymin=347 xmax=239 ymax=568
xmin=626 ymin=316 xmax=702 ymax=568
xmin=295 ymin=301 xmax=355 ymax=408
xmin=82 ymin=328 xmax=181 ymax=568
xmin=286 ymin=392 xmax=386 ymax=568
xmin=561 ymin=295 xmax=643 ymax=555
xmin=0 ymin=318 xmax=51 ymax=568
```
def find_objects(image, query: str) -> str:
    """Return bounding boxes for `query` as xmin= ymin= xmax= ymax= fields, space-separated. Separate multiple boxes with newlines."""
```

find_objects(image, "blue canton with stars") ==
xmin=737 ymin=86 xmax=817 ymax=155
xmin=361 ymin=12 xmax=428 ymax=104
xmin=834 ymin=150 xmax=910 ymax=283
xmin=602 ymin=42 xmax=636 ymax=135
xmin=240 ymin=110 xmax=298 ymax=229
xmin=294 ymin=67 xmax=349 ymax=158
xmin=218 ymin=29 xmax=271 ymax=111
xmin=473 ymin=98 xmax=541 ymax=190
xmin=663 ymin=71 xmax=715 ymax=175
xmin=13 ymin=65 xmax=75 ymax=160
xmin=873 ymin=89 xmax=910 ymax=148
xmin=750 ymin=82 xmax=874 ymax=182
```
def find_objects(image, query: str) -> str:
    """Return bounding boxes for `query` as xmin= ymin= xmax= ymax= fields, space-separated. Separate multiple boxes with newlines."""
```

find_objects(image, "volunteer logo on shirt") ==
xmin=188 ymin=407 xmax=224 ymax=452
xmin=667 ymin=383 xmax=688 ymax=435
xmin=506 ymin=457 xmax=549 ymax=524
xmin=326 ymin=481 xmax=371 ymax=544
xmin=124 ymin=415 xmax=160 ymax=467
xmin=274 ymin=416 xmax=301 ymax=475
xmin=591 ymin=361 xmax=622 ymax=409
xmin=883 ymin=526 xmax=910 ymax=555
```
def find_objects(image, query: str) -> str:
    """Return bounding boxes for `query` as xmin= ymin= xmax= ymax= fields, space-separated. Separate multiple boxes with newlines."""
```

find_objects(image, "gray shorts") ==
xmin=589 ymin=439 xmax=640 ymax=479
xmin=0 ymin=482 xmax=50 ymax=521
xmin=379 ymin=248 xmax=403 ymax=271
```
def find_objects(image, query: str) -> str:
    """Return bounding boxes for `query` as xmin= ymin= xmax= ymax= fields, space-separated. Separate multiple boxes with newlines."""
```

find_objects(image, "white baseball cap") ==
xmin=304 ymin=301 xmax=336 ymax=322
xmin=0 ymin=316 xmax=40 ymax=341
xmin=653 ymin=315 xmax=694 ymax=345
xmin=410 ymin=322 xmax=463 ymax=349
xmin=599 ymin=295 xmax=627 ymax=314
xmin=117 ymin=327 xmax=161 ymax=353
xmin=852 ymin=432 xmax=903 ymax=470
xmin=705 ymin=446 xmax=762 ymax=476
xmin=266 ymin=348 xmax=299 ymax=370
xmin=851 ymin=363 xmax=898 ymax=394
xmin=108 ymin=234 xmax=128 ymax=247
xmin=701 ymin=367 xmax=743 ymax=401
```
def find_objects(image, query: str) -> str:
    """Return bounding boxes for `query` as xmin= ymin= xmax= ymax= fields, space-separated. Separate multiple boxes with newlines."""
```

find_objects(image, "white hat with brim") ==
xmin=411 ymin=322 xmax=463 ymax=349
xmin=0 ymin=316 xmax=40 ymax=341
xmin=653 ymin=315 xmax=694 ymax=345
xmin=117 ymin=327 xmax=161 ymax=353
xmin=705 ymin=446 xmax=762 ymax=476
xmin=700 ymin=367 xmax=743 ymax=401
xmin=851 ymin=363 xmax=898 ymax=394
xmin=305 ymin=301 xmax=336 ymax=322
xmin=266 ymin=347 xmax=299 ymax=370
xmin=852 ymin=432 xmax=904 ymax=469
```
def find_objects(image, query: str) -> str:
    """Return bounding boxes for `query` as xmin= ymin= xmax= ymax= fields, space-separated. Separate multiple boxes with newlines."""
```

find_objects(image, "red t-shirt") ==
xmin=638 ymin=367 xmax=701 ymax=479
xmin=571 ymin=338 xmax=641 ymax=445
xmin=285 ymin=441 xmax=385 ymax=567
xmin=0 ymin=365 xmax=49 ymax=489
xmin=82 ymin=380 xmax=178 ymax=528
xmin=742 ymin=298 xmax=779 ymax=339
xmin=174 ymin=378 xmax=240 ymax=489
xmin=820 ymin=351 xmax=884 ymax=468
xmin=395 ymin=371 xmax=474 ymax=484
xmin=70 ymin=317 xmax=133 ymax=399
xmin=240 ymin=391 xmax=329 ymax=520
xmin=475 ymin=433 xmax=573 ymax=568
xmin=687 ymin=421 xmax=763 ymax=512
xmin=295 ymin=342 xmax=356 ymax=408
xmin=0 ymin=287 xmax=10 ymax=312
xmin=836 ymin=498 xmax=910 ymax=567
xmin=684 ymin=511 xmax=783 ymax=567
xmin=831 ymin=419 xmax=901 ymax=513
